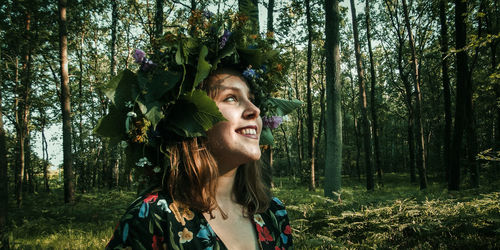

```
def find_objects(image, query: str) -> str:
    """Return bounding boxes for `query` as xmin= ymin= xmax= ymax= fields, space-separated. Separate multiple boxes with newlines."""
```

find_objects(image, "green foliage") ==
xmin=273 ymin=174 xmax=500 ymax=249
xmin=9 ymin=174 xmax=500 ymax=249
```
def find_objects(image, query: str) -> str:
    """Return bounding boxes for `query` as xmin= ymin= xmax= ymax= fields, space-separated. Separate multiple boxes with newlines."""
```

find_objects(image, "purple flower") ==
xmin=133 ymin=49 xmax=146 ymax=63
xmin=262 ymin=116 xmax=283 ymax=129
xmin=242 ymin=68 xmax=256 ymax=79
xmin=219 ymin=30 xmax=231 ymax=49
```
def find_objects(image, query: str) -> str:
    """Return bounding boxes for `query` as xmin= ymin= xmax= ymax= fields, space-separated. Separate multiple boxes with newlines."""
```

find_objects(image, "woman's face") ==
xmin=206 ymin=72 xmax=262 ymax=173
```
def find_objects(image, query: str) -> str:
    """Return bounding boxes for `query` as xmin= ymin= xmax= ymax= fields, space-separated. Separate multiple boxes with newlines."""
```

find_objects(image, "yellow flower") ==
xmin=178 ymin=227 xmax=193 ymax=244
xmin=182 ymin=207 xmax=195 ymax=221
xmin=169 ymin=202 xmax=186 ymax=226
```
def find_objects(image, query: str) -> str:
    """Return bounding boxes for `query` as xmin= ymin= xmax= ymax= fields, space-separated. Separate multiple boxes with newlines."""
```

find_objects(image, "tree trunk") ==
xmin=365 ymin=0 xmax=383 ymax=186
xmin=350 ymin=0 xmax=373 ymax=191
xmin=402 ymin=0 xmax=427 ymax=189
xmin=59 ymin=0 xmax=75 ymax=203
xmin=0 ymin=77 xmax=9 ymax=249
xmin=40 ymin=115 xmax=50 ymax=192
xmin=154 ymin=0 xmax=163 ymax=52
xmin=439 ymin=0 xmax=452 ymax=182
xmin=449 ymin=0 xmax=469 ymax=191
xmin=267 ymin=0 xmax=275 ymax=33
xmin=305 ymin=0 xmax=316 ymax=191
xmin=280 ymin=125 xmax=293 ymax=175
xmin=384 ymin=0 xmax=416 ymax=183
xmin=324 ymin=0 xmax=342 ymax=199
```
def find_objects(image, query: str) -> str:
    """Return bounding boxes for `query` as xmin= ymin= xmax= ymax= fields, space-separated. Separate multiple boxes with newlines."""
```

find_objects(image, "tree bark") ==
xmin=439 ymin=0 xmax=452 ymax=182
xmin=0 ymin=76 xmax=9 ymax=249
xmin=402 ymin=0 xmax=427 ymax=189
xmin=59 ymin=0 xmax=75 ymax=203
xmin=305 ymin=0 xmax=316 ymax=191
xmin=267 ymin=0 xmax=275 ymax=33
xmin=365 ymin=0 xmax=383 ymax=186
xmin=449 ymin=0 xmax=469 ymax=191
xmin=324 ymin=0 xmax=342 ymax=198
xmin=350 ymin=0 xmax=373 ymax=191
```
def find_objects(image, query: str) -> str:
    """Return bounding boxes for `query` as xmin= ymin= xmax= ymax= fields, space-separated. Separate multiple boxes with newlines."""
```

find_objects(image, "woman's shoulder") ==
xmin=269 ymin=197 xmax=288 ymax=213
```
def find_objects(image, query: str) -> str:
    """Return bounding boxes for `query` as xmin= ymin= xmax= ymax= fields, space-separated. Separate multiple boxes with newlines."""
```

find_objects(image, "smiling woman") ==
xmin=98 ymin=11 xmax=299 ymax=250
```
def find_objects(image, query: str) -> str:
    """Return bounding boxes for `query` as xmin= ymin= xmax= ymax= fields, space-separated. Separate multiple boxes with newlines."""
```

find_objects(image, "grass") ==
xmin=7 ymin=173 xmax=500 ymax=249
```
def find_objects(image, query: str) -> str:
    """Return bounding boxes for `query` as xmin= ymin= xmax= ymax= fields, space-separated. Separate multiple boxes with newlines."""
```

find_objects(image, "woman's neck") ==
xmin=215 ymin=167 xmax=238 ymax=203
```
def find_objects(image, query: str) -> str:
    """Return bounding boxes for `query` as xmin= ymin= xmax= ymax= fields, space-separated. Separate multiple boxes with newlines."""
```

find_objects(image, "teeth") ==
xmin=239 ymin=128 xmax=256 ymax=135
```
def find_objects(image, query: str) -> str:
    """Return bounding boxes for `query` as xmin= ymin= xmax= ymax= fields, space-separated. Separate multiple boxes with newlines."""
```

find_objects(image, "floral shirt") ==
xmin=106 ymin=191 xmax=293 ymax=250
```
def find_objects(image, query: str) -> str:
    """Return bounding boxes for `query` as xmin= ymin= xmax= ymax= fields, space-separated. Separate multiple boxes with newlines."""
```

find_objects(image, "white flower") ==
xmin=136 ymin=157 xmax=152 ymax=167
xmin=253 ymin=214 xmax=265 ymax=227
xmin=127 ymin=111 xmax=137 ymax=118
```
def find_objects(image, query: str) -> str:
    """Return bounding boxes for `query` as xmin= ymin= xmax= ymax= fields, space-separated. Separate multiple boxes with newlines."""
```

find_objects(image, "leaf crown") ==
xmin=94 ymin=10 xmax=301 ymax=174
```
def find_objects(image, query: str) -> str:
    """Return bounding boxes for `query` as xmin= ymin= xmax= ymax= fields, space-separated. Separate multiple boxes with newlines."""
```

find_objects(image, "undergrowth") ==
xmin=7 ymin=173 xmax=500 ymax=249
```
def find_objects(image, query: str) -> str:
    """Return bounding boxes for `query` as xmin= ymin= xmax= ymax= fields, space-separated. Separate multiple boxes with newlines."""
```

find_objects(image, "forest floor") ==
xmin=6 ymin=173 xmax=500 ymax=249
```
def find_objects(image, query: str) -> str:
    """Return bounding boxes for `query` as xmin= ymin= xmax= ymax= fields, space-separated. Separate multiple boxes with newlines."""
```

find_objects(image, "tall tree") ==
xmin=449 ymin=0 xmax=469 ymax=190
xmin=59 ymin=0 xmax=75 ymax=203
xmin=0 ymin=76 xmax=8 ymax=249
xmin=305 ymin=0 xmax=316 ymax=191
xmin=365 ymin=0 xmax=383 ymax=185
xmin=350 ymin=0 xmax=373 ymax=191
xmin=439 ymin=0 xmax=452 ymax=182
xmin=384 ymin=0 xmax=416 ymax=183
xmin=324 ymin=0 xmax=342 ymax=198
xmin=15 ymin=4 xmax=33 ymax=207
xmin=402 ymin=0 xmax=427 ymax=189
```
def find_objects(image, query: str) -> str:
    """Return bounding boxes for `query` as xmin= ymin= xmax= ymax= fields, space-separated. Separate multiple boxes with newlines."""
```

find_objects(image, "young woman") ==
xmin=105 ymin=68 xmax=293 ymax=250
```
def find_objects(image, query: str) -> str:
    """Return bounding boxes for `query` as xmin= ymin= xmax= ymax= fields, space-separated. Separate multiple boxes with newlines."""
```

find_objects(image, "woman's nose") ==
xmin=243 ymin=100 xmax=260 ymax=119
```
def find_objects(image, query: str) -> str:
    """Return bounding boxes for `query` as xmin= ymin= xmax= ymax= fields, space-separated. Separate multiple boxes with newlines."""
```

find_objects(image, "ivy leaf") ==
xmin=267 ymin=98 xmax=302 ymax=116
xmin=93 ymin=105 xmax=126 ymax=138
xmin=260 ymin=127 xmax=274 ymax=146
xmin=193 ymin=45 xmax=212 ymax=90
xmin=104 ymin=69 xmax=138 ymax=111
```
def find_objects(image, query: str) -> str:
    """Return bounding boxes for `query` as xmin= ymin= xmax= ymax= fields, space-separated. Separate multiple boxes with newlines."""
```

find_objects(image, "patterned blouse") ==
xmin=106 ymin=191 xmax=293 ymax=250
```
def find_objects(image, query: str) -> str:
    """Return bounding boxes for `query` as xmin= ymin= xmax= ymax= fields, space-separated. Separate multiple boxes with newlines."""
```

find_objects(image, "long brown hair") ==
xmin=160 ymin=69 xmax=270 ymax=217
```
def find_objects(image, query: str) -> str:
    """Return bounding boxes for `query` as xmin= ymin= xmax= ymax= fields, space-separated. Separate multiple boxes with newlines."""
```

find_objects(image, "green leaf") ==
xmin=167 ymin=90 xmax=226 ymax=137
xmin=267 ymin=98 xmax=302 ymax=116
xmin=260 ymin=127 xmax=274 ymax=146
xmin=237 ymin=48 xmax=264 ymax=66
xmin=193 ymin=45 xmax=212 ymax=90
xmin=93 ymin=105 xmax=126 ymax=138
xmin=167 ymin=102 xmax=205 ymax=137
xmin=104 ymin=69 xmax=138 ymax=111
xmin=145 ymin=70 xmax=180 ymax=103
xmin=183 ymin=90 xmax=226 ymax=130
xmin=175 ymin=44 xmax=185 ymax=65
xmin=144 ymin=102 xmax=164 ymax=129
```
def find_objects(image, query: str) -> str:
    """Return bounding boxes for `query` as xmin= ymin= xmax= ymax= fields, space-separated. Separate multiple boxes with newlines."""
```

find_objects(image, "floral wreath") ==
xmin=94 ymin=10 xmax=301 ymax=176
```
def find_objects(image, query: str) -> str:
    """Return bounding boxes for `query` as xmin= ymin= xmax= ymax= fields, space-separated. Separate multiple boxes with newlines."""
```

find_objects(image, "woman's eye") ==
xmin=224 ymin=95 xmax=237 ymax=102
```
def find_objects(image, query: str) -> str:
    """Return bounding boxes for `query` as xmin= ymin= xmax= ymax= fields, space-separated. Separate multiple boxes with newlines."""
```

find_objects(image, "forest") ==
xmin=0 ymin=0 xmax=499 ymax=249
